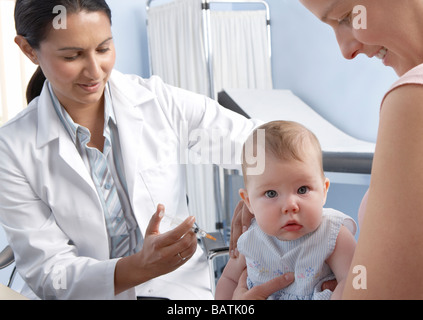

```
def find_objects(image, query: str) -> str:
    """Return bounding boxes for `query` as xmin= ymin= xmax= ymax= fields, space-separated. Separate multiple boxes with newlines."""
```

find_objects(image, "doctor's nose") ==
xmin=83 ymin=54 xmax=102 ymax=79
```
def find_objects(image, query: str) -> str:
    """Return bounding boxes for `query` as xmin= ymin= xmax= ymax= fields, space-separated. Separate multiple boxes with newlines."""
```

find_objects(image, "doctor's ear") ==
xmin=15 ymin=35 xmax=39 ymax=64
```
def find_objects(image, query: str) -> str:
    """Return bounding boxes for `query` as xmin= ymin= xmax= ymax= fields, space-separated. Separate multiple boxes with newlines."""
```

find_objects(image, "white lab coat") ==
xmin=0 ymin=70 xmax=258 ymax=300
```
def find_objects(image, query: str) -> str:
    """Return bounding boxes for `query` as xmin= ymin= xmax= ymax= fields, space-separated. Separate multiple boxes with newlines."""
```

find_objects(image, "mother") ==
xmin=301 ymin=0 xmax=423 ymax=299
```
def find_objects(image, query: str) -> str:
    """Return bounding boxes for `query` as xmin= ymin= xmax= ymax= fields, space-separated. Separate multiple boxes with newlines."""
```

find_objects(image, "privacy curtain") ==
xmin=147 ymin=0 xmax=272 ymax=230
xmin=147 ymin=0 xmax=210 ymax=96
xmin=210 ymin=9 xmax=273 ymax=97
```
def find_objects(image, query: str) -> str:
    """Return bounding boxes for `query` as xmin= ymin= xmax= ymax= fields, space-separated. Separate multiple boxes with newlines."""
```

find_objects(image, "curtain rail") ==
xmin=147 ymin=0 xmax=270 ymax=19
xmin=145 ymin=0 xmax=272 ymax=99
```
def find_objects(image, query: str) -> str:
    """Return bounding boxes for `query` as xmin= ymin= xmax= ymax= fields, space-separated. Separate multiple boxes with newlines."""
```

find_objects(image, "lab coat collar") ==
xmin=107 ymin=70 xmax=156 ymax=203
xmin=36 ymin=70 xmax=157 ymax=196
xmin=36 ymin=69 xmax=156 ymax=148
xmin=36 ymin=81 xmax=63 ymax=148
xmin=108 ymin=69 xmax=156 ymax=107
xmin=36 ymin=81 xmax=96 ymax=191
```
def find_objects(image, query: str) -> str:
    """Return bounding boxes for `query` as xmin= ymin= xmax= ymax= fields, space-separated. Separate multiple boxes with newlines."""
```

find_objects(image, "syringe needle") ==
xmin=205 ymin=233 xmax=217 ymax=241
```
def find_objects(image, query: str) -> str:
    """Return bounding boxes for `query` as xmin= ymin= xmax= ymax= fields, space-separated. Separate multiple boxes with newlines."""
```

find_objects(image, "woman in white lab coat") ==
xmin=0 ymin=0 xmax=259 ymax=299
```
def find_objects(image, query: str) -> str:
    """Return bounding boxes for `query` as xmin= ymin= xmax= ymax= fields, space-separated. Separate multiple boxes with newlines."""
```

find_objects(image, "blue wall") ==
xmin=1 ymin=0 xmax=399 ymax=289
xmin=108 ymin=0 xmax=397 ymax=143
xmin=268 ymin=0 xmax=397 ymax=143
xmin=107 ymin=0 xmax=150 ymax=77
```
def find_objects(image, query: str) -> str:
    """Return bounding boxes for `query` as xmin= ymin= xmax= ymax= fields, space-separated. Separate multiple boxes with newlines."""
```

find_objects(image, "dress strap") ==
xmin=381 ymin=63 xmax=423 ymax=108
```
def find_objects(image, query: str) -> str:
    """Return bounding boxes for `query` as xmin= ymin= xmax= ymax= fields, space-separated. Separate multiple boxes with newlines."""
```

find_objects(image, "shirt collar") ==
xmin=104 ymin=83 xmax=116 ymax=126
xmin=48 ymin=81 xmax=115 ymax=143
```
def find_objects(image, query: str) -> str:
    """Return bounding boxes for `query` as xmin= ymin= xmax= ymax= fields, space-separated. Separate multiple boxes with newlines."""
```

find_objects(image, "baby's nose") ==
xmin=282 ymin=198 xmax=299 ymax=214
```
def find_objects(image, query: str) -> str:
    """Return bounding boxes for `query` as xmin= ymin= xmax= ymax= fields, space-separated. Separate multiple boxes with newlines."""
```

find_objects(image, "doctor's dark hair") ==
xmin=14 ymin=0 xmax=112 ymax=104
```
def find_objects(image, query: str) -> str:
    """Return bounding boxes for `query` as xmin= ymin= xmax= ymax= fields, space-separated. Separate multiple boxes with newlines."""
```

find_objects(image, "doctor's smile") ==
xmin=77 ymin=82 xmax=102 ymax=93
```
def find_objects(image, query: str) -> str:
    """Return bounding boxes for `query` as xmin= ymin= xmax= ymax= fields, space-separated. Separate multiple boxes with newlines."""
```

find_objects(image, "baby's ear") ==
xmin=239 ymin=188 xmax=253 ymax=214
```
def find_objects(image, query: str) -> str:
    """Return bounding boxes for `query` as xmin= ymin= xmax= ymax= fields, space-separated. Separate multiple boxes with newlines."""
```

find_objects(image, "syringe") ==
xmin=161 ymin=213 xmax=216 ymax=241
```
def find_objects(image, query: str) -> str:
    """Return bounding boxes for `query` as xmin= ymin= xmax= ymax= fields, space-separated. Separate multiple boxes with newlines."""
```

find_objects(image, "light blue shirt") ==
xmin=47 ymin=82 xmax=142 ymax=258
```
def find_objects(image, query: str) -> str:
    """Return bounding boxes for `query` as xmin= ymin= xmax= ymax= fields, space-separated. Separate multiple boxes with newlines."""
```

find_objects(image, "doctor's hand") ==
xmin=114 ymin=204 xmax=197 ymax=295
xmin=230 ymin=201 xmax=254 ymax=258
xmin=140 ymin=204 xmax=197 ymax=276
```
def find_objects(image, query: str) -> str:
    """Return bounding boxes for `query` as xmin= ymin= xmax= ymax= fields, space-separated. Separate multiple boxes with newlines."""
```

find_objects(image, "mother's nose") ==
xmin=334 ymin=25 xmax=363 ymax=60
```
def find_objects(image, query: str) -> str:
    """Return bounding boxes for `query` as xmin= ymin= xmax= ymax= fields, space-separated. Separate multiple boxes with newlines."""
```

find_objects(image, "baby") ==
xmin=216 ymin=120 xmax=357 ymax=300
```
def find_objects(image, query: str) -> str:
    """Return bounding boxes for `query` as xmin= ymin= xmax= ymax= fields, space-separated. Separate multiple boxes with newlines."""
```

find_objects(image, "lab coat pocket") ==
xmin=138 ymin=162 xmax=189 ymax=222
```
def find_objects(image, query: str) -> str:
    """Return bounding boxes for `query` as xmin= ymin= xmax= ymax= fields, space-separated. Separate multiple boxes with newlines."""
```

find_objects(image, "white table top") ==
xmin=0 ymin=284 xmax=28 ymax=300
xmin=223 ymin=89 xmax=375 ymax=154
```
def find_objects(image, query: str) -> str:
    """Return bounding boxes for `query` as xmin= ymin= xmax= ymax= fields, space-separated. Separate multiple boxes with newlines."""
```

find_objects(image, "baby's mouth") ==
xmin=282 ymin=221 xmax=303 ymax=231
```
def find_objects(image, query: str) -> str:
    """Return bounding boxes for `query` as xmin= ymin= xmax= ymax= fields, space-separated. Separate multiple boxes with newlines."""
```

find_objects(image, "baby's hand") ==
xmin=321 ymin=279 xmax=338 ymax=292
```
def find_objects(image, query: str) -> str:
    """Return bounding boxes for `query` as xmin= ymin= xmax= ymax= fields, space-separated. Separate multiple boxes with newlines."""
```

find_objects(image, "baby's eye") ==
xmin=265 ymin=190 xmax=278 ymax=198
xmin=297 ymin=186 xmax=309 ymax=195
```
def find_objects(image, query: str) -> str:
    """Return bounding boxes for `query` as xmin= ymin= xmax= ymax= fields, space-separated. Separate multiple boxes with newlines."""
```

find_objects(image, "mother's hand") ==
xmin=232 ymin=269 xmax=295 ymax=300
xmin=230 ymin=200 xmax=254 ymax=258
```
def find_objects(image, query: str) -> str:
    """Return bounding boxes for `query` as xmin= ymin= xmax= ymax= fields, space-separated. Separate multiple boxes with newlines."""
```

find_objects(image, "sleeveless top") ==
xmin=238 ymin=208 xmax=357 ymax=300
xmin=358 ymin=63 xmax=423 ymax=227
xmin=382 ymin=63 xmax=423 ymax=106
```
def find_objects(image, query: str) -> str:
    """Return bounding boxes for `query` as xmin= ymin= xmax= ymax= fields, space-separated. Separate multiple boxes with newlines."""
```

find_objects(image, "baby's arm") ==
xmin=326 ymin=225 xmax=357 ymax=300
xmin=215 ymin=254 xmax=246 ymax=300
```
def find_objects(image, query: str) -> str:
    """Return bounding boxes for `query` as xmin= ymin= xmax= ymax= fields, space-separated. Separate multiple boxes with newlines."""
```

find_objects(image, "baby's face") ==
xmin=241 ymin=152 xmax=330 ymax=241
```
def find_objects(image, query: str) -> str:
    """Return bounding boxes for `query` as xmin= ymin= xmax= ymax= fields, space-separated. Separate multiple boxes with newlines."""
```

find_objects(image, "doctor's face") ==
xmin=34 ymin=11 xmax=116 ymax=112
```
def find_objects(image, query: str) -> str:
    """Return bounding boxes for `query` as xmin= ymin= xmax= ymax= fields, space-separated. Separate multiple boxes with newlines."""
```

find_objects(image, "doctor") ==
xmin=0 ymin=0 xmax=259 ymax=299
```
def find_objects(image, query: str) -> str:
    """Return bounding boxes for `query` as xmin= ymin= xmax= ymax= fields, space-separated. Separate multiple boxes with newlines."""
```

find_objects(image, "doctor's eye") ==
xmin=297 ymin=186 xmax=309 ymax=195
xmin=64 ymin=55 xmax=79 ymax=61
xmin=265 ymin=190 xmax=278 ymax=199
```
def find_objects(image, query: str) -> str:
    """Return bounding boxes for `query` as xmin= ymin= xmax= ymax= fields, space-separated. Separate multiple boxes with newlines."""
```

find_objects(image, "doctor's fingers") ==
xmin=145 ymin=204 xmax=166 ymax=237
xmin=161 ymin=229 xmax=197 ymax=262
xmin=137 ymin=230 xmax=196 ymax=276
xmin=157 ymin=216 xmax=196 ymax=247
xmin=170 ymin=241 xmax=197 ymax=267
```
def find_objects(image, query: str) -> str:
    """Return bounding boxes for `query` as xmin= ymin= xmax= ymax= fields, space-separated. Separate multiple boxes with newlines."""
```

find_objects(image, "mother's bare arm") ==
xmin=343 ymin=85 xmax=423 ymax=299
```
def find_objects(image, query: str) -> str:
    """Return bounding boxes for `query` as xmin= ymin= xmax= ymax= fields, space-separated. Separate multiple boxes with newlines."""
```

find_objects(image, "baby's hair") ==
xmin=241 ymin=120 xmax=324 ymax=179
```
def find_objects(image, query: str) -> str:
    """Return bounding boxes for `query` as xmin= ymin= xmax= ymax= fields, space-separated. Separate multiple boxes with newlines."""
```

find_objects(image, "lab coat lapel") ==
xmin=108 ymin=71 xmax=155 ymax=204
xmin=36 ymin=82 xmax=96 ymax=191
